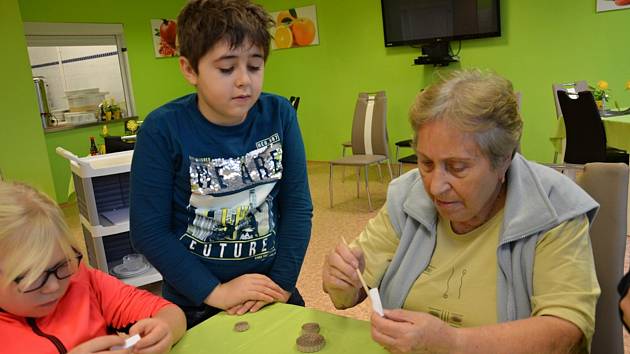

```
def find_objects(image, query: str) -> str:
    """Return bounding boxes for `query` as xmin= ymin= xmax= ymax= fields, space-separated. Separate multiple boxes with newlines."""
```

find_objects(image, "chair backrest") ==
xmin=514 ymin=91 xmax=522 ymax=153
xmin=289 ymin=96 xmax=300 ymax=111
xmin=350 ymin=91 xmax=389 ymax=157
xmin=557 ymin=90 xmax=607 ymax=164
xmin=104 ymin=136 xmax=135 ymax=153
xmin=576 ymin=163 xmax=629 ymax=354
xmin=552 ymin=80 xmax=589 ymax=118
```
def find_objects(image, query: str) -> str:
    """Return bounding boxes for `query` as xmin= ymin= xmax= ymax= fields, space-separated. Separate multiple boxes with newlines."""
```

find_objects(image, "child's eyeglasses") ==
xmin=14 ymin=252 xmax=83 ymax=293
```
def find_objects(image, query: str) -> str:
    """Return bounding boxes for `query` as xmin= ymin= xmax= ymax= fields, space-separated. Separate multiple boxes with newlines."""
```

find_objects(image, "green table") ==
xmin=170 ymin=303 xmax=387 ymax=354
xmin=602 ymin=115 xmax=630 ymax=152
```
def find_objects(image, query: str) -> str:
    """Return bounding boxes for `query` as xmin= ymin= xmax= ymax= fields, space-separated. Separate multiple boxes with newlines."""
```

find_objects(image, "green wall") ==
xmin=7 ymin=0 xmax=630 ymax=202
xmin=0 ymin=0 xmax=55 ymax=197
xmin=259 ymin=0 xmax=630 ymax=162
xmin=18 ymin=0 xmax=193 ymax=202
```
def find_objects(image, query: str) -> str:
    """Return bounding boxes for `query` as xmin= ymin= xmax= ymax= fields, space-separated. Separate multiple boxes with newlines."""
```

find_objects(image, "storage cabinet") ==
xmin=57 ymin=148 xmax=161 ymax=287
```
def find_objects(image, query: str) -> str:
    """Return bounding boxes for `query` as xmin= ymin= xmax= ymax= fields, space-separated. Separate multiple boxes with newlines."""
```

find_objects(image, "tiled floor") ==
xmin=61 ymin=161 xmax=630 ymax=352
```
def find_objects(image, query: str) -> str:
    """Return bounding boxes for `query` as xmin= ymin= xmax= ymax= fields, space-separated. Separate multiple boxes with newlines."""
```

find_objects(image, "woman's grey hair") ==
xmin=409 ymin=69 xmax=523 ymax=168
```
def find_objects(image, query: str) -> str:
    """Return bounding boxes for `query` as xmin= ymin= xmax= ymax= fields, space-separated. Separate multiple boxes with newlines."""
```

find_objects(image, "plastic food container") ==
xmin=64 ymin=88 xmax=100 ymax=96
xmin=64 ymin=111 xmax=97 ymax=125
xmin=64 ymin=88 xmax=109 ymax=112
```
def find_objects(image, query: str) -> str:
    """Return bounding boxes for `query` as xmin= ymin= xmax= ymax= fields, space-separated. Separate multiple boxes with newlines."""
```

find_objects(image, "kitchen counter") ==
xmin=44 ymin=116 xmax=138 ymax=134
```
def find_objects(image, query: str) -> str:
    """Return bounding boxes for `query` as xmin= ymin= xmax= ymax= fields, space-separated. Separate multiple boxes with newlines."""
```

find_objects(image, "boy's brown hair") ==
xmin=177 ymin=0 xmax=273 ymax=73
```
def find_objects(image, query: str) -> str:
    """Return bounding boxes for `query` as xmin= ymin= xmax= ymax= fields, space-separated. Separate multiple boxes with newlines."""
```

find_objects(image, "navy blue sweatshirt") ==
xmin=129 ymin=93 xmax=313 ymax=307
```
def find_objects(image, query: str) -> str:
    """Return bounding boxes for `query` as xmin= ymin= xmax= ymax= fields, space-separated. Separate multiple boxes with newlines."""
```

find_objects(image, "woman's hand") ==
xmin=322 ymin=240 xmax=366 ymax=309
xmin=128 ymin=318 xmax=173 ymax=354
xmin=68 ymin=335 xmax=130 ymax=354
xmin=204 ymin=274 xmax=287 ymax=310
xmin=370 ymin=309 xmax=458 ymax=353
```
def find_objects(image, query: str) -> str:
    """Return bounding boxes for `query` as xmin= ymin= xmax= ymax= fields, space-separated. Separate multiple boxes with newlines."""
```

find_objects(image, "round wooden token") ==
xmin=233 ymin=321 xmax=249 ymax=332
xmin=301 ymin=322 xmax=320 ymax=334
xmin=296 ymin=333 xmax=325 ymax=353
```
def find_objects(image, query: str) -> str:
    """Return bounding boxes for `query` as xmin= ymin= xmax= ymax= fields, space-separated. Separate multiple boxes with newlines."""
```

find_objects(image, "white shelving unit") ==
xmin=56 ymin=147 xmax=162 ymax=287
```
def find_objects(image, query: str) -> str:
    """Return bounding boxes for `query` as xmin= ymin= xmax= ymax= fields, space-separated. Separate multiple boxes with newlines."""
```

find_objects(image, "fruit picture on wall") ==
xmin=270 ymin=5 xmax=319 ymax=50
xmin=151 ymin=19 xmax=179 ymax=57
xmin=597 ymin=0 xmax=630 ymax=11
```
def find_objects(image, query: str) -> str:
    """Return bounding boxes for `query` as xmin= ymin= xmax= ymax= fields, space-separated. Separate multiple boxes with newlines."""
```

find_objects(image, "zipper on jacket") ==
xmin=26 ymin=317 xmax=68 ymax=354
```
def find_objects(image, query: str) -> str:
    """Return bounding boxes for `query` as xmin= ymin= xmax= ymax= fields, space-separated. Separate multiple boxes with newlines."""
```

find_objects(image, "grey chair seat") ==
xmin=331 ymin=154 xmax=387 ymax=166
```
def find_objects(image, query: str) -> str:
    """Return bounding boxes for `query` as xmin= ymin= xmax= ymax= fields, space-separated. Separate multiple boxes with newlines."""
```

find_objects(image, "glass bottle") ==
xmin=89 ymin=136 xmax=98 ymax=156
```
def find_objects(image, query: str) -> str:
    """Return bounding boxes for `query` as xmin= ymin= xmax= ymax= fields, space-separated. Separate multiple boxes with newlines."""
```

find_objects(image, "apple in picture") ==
xmin=159 ymin=19 xmax=177 ymax=48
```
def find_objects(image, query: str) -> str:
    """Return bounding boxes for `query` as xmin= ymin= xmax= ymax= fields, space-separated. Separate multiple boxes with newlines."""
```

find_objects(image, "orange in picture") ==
xmin=292 ymin=18 xmax=316 ymax=46
xmin=274 ymin=25 xmax=293 ymax=49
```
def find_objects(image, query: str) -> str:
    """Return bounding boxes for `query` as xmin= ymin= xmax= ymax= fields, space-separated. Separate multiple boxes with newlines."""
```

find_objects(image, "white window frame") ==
xmin=24 ymin=22 xmax=137 ymax=117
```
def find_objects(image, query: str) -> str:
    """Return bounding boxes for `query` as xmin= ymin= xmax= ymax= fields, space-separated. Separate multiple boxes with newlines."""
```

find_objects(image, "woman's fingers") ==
xmin=327 ymin=248 xmax=360 ymax=283
xmin=335 ymin=241 xmax=360 ymax=269
xmin=326 ymin=262 xmax=358 ymax=289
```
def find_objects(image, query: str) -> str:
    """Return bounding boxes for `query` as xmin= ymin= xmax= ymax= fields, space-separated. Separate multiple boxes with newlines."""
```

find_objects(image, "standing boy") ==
xmin=130 ymin=0 xmax=313 ymax=328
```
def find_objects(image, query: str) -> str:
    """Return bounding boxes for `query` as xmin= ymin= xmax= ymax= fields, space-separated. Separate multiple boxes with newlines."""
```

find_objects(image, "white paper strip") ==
xmin=111 ymin=334 xmax=141 ymax=350
xmin=369 ymin=288 xmax=384 ymax=316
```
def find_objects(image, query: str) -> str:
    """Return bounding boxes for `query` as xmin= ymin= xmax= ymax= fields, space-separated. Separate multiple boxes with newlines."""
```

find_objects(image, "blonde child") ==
xmin=0 ymin=181 xmax=186 ymax=353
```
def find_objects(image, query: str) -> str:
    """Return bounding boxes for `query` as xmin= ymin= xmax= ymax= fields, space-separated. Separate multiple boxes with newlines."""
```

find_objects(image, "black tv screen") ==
xmin=381 ymin=0 xmax=501 ymax=47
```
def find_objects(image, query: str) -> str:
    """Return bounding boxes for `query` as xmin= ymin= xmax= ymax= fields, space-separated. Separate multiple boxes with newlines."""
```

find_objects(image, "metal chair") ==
xmin=289 ymin=96 xmax=300 ymax=111
xmin=557 ymin=90 xmax=628 ymax=164
xmin=550 ymin=81 xmax=588 ymax=163
xmin=552 ymin=81 xmax=589 ymax=119
xmin=394 ymin=139 xmax=416 ymax=176
xmin=329 ymin=91 xmax=393 ymax=211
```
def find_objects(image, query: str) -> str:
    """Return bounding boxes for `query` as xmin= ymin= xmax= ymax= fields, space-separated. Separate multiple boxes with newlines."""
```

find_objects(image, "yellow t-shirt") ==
xmin=354 ymin=207 xmax=599 ymax=348
xmin=402 ymin=209 xmax=503 ymax=327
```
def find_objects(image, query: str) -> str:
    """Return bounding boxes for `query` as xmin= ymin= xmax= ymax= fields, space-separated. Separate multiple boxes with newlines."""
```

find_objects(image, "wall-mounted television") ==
xmin=380 ymin=0 xmax=501 ymax=47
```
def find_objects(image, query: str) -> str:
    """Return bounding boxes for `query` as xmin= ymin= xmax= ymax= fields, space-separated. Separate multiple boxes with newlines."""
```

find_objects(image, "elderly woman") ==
xmin=322 ymin=69 xmax=600 ymax=353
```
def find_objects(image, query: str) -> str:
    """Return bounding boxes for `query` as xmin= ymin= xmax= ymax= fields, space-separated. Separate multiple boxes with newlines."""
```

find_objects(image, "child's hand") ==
xmin=204 ymin=273 xmax=286 ymax=310
xmin=68 ymin=335 xmax=130 ymax=353
xmin=225 ymin=287 xmax=291 ymax=315
xmin=128 ymin=318 xmax=173 ymax=354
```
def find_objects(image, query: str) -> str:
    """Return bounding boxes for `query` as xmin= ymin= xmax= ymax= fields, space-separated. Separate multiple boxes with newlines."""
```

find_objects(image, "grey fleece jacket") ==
xmin=380 ymin=153 xmax=599 ymax=322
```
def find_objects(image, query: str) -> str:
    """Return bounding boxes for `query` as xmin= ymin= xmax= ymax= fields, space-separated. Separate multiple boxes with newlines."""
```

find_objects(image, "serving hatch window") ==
xmin=24 ymin=23 xmax=136 ymax=124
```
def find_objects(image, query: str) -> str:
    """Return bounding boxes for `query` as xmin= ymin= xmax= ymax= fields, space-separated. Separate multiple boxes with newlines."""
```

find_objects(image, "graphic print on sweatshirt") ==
xmin=182 ymin=134 xmax=282 ymax=261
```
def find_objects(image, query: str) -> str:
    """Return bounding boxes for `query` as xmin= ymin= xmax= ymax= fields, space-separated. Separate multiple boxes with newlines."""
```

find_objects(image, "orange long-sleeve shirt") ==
xmin=0 ymin=264 xmax=172 ymax=353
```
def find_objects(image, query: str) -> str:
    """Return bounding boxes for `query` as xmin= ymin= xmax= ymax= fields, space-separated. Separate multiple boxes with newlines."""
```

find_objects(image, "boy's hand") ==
xmin=129 ymin=318 xmax=172 ymax=354
xmin=225 ymin=287 xmax=291 ymax=315
xmin=204 ymin=274 xmax=287 ymax=310
xmin=68 ymin=335 xmax=130 ymax=354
